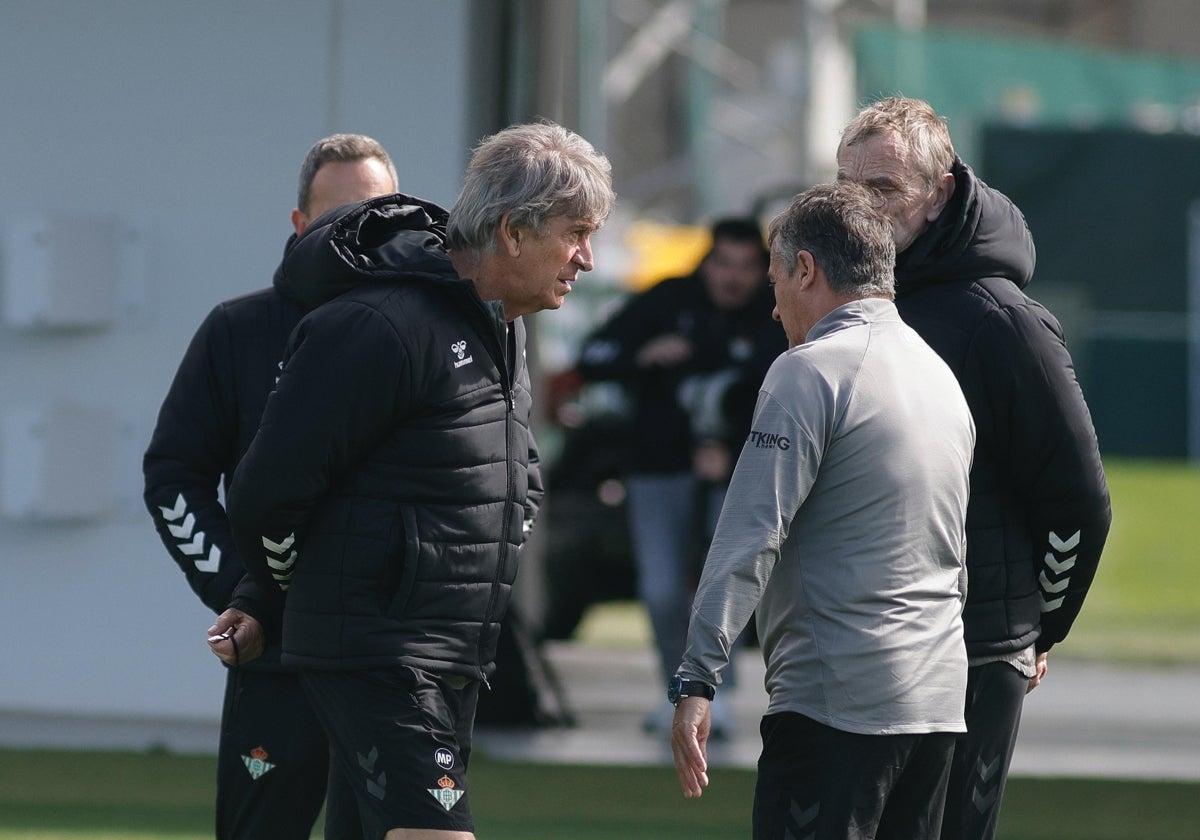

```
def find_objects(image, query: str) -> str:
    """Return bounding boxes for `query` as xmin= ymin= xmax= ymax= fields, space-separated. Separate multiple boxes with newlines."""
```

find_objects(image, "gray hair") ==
xmin=446 ymin=122 xmax=615 ymax=256
xmin=838 ymin=97 xmax=955 ymax=190
xmin=768 ymin=182 xmax=896 ymax=298
xmin=297 ymin=134 xmax=399 ymax=214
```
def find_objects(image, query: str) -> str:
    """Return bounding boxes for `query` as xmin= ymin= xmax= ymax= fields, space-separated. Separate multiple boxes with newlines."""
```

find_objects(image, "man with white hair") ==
xmin=209 ymin=122 xmax=615 ymax=840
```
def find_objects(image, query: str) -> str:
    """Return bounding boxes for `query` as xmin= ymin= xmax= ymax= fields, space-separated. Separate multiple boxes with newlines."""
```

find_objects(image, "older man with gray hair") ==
xmin=836 ymin=96 xmax=1110 ymax=840
xmin=670 ymin=181 xmax=975 ymax=840
xmin=208 ymin=121 xmax=614 ymax=840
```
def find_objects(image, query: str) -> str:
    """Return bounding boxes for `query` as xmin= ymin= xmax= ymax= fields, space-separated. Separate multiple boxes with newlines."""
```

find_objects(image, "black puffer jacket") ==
xmin=143 ymin=244 xmax=305 ymax=670
xmin=896 ymin=159 xmax=1111 ymax=657
xmin=228 ymin=194 xmax=540 ymax=680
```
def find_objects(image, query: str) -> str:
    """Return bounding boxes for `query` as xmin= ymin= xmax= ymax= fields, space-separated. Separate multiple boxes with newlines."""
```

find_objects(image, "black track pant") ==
xmin=752 ymin=712 xmax=956 ymax=840
xmin=939 ymin=661 xmax=1029 ymax=840
xmin=215 ymin=667 xmax=329 ymax=840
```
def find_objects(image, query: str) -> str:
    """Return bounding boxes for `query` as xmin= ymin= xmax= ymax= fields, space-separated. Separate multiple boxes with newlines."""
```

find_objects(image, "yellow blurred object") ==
xmin=622 ymin=220 xmax=712 ymax=291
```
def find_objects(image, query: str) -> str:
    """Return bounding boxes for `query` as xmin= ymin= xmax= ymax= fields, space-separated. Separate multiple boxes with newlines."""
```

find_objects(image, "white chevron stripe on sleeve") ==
xmin=178 ymin=532 xmax=206 ymax=555
xmin=155 ymin=493 xmax=223 ymax=575
xmin=266 ymin=550 xmax=297 ymax=573
xmin=262 ymin=533 xmax=298 ymax=590
xmin=263 ymin=534 xmax=295 ymax=553
xmin=158 ymin=493 xmax=187 ymax=521
xmin=167 ymin=512 xmax=196 ymax=540
xmin=1044 ymin=551 xmax=1077 ymax=574
xmin=194 ymin=545 xmax=221 ymax=573
xmin=1048 ymin=530 xmax=1081 ymax=552
xmin=1039 ymin=570 xmax=1069 ymax=594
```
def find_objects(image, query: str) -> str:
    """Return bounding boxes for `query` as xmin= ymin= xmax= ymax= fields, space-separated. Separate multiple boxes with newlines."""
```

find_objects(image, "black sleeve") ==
xmin=142 ymin=304 xmax=245 ymax=615
xmin=971 ymin=301 xmax=1112 ymax=652
xmin=227 ymin=299 xmax=410 ymax=612
xmin=575 ymin=282 xmax=674 ymax=382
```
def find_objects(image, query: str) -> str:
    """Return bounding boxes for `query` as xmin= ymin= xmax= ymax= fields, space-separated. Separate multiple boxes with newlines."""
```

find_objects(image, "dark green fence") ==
xmin=982 ymin=126 xmax=1200 ymax=457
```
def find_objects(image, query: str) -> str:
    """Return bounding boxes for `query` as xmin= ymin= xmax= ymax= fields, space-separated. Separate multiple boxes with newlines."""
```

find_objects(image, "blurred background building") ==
xmin=2 ymin=0 xmax=1198 ymax=745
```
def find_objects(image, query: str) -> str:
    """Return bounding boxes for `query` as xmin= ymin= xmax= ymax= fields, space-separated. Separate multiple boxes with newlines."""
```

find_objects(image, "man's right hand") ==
xmin=1027 ymin=651 xmax=1049 ymax=693
xmin=207 ymin=608 xmax=264 ymax=666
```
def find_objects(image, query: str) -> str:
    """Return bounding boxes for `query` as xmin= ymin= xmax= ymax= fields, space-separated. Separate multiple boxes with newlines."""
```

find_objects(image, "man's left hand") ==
xmin=671 ymin=697 xmax=711 ymax=798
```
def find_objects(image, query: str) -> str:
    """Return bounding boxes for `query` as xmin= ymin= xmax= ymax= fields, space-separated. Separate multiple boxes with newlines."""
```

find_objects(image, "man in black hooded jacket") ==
xmin=143 ymin=134 xmax=398 ymax=840
xmin=575 ymin=217 xmax=785 ymax=737
xmin=207 ymin=122 xmax=615 ymax=840
xmin=836 ymin=97 xmax=1111 ymax=840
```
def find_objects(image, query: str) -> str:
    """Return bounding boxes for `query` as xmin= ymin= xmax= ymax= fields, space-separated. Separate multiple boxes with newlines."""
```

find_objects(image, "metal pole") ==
xmin=1188 ymin=201 xmax=1200 ymax=461
xmin=690 ymin=0 xmax=725 ymax=218
xmin=577 ymin=0 xmax=608 ymax=149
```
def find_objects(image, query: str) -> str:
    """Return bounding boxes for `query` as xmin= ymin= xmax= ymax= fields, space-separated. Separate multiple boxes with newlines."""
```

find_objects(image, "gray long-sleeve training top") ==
xmin=679 ymin=298 xmax=976 ymax=735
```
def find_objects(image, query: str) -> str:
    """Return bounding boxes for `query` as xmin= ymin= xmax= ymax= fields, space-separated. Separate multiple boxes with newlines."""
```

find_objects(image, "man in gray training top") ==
xmin=669 ymin=181 xmax=975 ymax=840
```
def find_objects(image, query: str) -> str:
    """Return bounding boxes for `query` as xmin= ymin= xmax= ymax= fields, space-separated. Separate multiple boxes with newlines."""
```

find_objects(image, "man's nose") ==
xmin=573 ymin=235 xmax=595 ymax=272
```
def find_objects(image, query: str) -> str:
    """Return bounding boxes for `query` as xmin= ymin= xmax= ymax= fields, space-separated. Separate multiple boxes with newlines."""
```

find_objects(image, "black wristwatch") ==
xmin=667 ymin=673 xmax=715 ymax=705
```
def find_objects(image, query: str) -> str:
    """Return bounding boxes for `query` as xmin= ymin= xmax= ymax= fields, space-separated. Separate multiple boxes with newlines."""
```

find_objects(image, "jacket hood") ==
xmin=271 ymin=232 xmax=301 ymax=302
xmin=895 ymin=157 xmax=1036 ymax=295
xmin=278 ymin=192 xmax=458 ymax=311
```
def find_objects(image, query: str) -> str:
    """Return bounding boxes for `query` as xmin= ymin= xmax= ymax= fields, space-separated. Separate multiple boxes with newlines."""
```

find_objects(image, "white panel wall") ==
xmin=0 ymin=0 xmax=470 ymax=734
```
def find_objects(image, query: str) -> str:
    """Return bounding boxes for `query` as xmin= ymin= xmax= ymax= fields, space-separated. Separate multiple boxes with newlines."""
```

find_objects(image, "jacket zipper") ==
xmin=476 ymin=304 xmax=514 ymax=688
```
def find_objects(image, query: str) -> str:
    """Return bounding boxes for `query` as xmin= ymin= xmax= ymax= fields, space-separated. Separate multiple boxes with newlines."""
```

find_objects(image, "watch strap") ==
xmin=669 ymin=674 xmax=715 ymax=703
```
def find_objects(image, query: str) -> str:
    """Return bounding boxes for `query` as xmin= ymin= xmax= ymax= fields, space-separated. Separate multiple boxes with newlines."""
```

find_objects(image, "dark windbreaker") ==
xmin=575 ymin=274 xmax=785 ymax=473
xmin=227 ymin=193 xmax=542 ymax=679
xmin=895 ymin=159 xmax=1111 ymax=656
xmin=143 ymin=240 xmax=306 ymax=670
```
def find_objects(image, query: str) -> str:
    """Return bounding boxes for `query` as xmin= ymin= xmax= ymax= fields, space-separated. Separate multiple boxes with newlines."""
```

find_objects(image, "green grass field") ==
xmin=1 ymin=459 xmax=1196 ymax=838
xmin=2 ymin=748 xmax=1198 ymax=840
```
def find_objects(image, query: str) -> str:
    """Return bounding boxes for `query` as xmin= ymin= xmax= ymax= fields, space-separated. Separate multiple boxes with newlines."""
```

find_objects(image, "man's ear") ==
xmin=926 ymin=172 xmax=956 ymax=222
xmin=291 ymin=208 xmax=308 ymax=236
xmin=795 ymin=250 xmax=818 ymax=290
xmin=498 ymin=211 xmax=522 ymax=257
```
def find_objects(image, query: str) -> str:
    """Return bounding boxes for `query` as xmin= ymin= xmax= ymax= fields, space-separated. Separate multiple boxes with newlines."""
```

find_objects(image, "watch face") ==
xmin=666 ymin=675 xmax=682 ymax=704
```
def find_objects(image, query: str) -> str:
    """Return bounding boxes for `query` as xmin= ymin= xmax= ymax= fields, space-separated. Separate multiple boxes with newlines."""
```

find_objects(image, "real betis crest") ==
xmin=428 ymin=775 xmax=465 ymax=811
xmin=242 ymin=746 xmax=276 ymax=780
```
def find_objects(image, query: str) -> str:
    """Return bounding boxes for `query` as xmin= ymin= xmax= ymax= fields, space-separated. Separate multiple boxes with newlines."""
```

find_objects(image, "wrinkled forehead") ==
xmin=564 ymin=202 xmax=608 ymax=229
xmin=836 ymin=133 xmax=931 ymax=196
xmin=838 ymin=129 xmax=911 ymax=171
xmin=540 ymin=213 xmax=601 ymax=236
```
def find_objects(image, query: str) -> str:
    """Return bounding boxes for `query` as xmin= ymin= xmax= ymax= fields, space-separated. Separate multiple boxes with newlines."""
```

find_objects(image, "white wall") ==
xmin=0 ymin=0 xmax=470 ymax=733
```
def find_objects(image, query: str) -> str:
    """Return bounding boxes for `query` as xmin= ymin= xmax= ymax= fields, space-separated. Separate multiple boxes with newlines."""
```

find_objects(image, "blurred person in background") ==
xmin=576 ymin=217 xmax=786 ymax=737
xmin=670 ymin=181 xmax=975 ymax=840
xmin=209 ymin=122 xmax=614 ymax=840
xmin=836 ymin=95 xmax=1111 ymax=840
xmin=144 ymin=134 xmax=398 ymax=839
